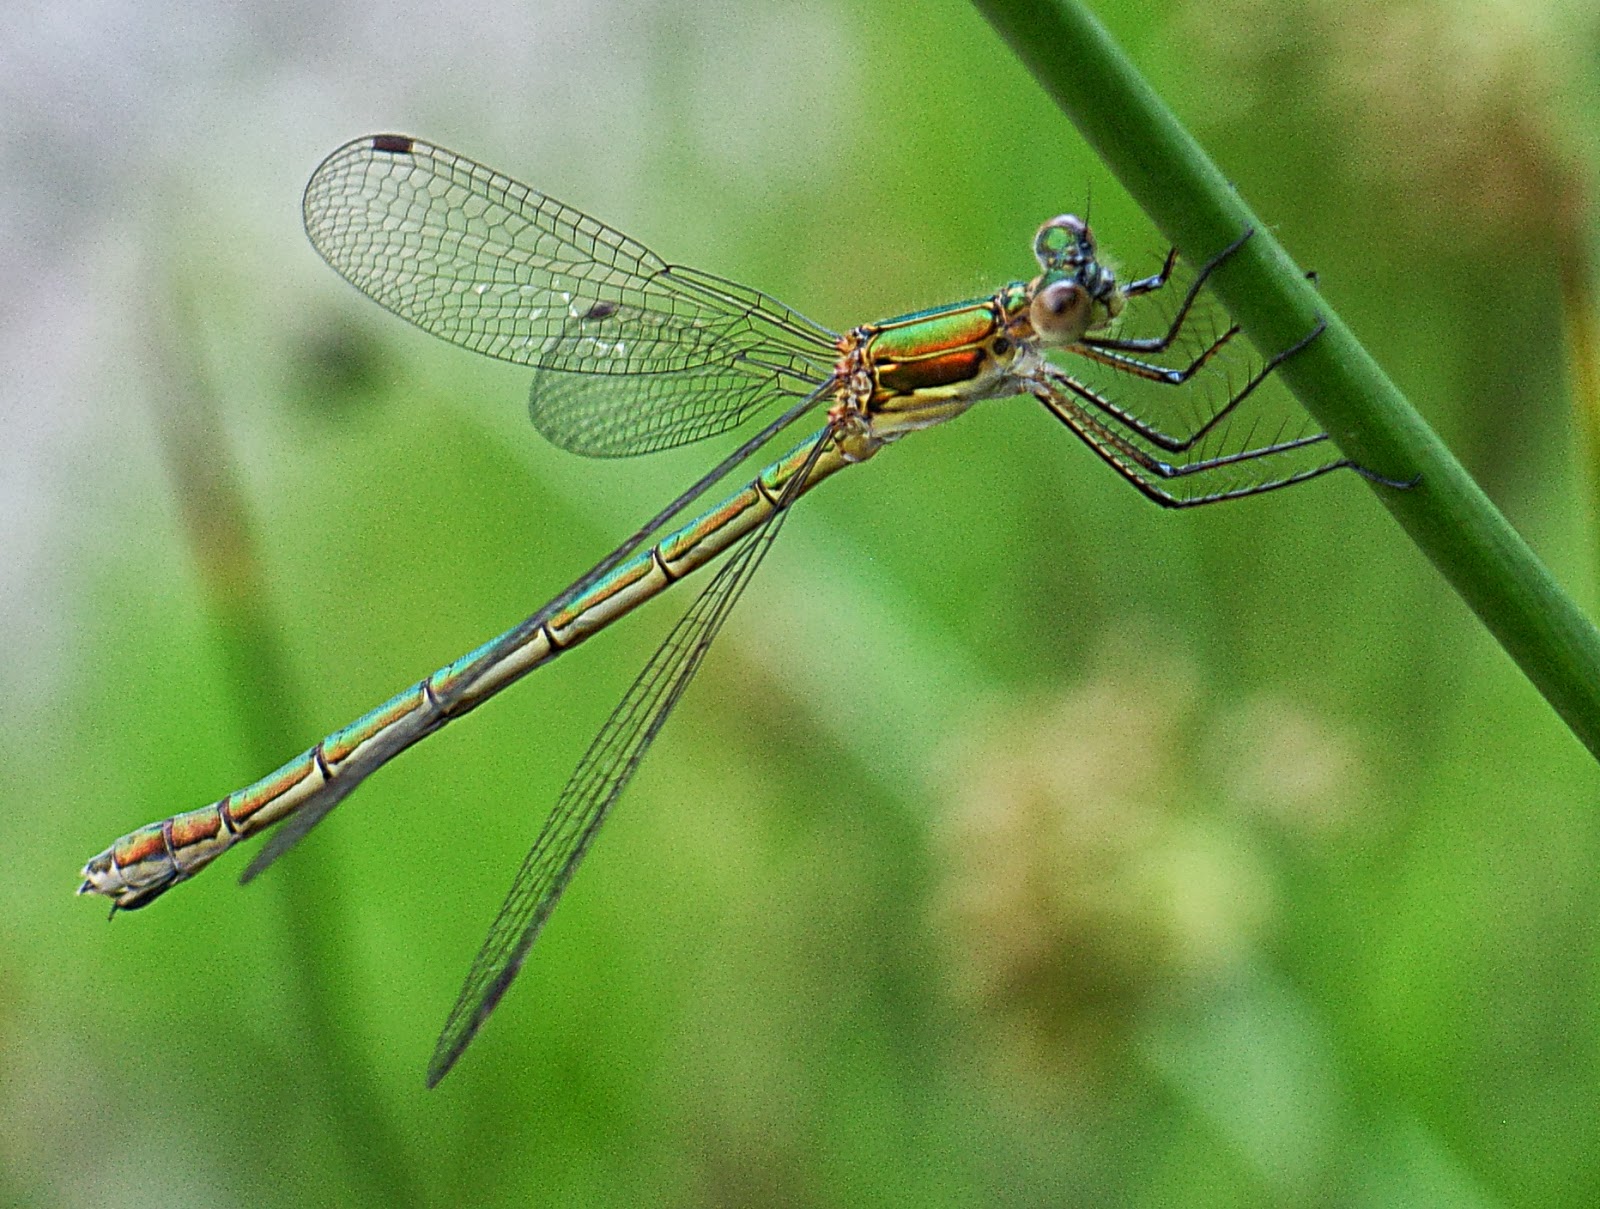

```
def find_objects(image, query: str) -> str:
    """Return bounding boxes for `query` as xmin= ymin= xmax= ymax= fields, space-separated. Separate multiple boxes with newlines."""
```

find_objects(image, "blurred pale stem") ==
xmin=1559 ymin=246 xmax=1600 ymax=558
xmin=971 ymin=0 xmax=1600 ymax=762
xmin=150 ymin=275 xmax=420 ymax=1207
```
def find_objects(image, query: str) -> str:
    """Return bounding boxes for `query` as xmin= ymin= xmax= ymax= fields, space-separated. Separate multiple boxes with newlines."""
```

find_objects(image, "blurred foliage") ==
xmin=7 ymin=0 xmax=1600 ymax=1205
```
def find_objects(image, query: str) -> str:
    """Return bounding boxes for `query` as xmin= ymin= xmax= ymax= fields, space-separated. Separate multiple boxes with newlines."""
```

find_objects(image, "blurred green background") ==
xmin=6 ymin=0 xmax=1600 ymax=1204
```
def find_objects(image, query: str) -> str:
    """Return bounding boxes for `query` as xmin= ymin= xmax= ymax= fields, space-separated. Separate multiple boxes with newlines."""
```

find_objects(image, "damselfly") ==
xmin=80 ymin=134 xmax=1398 ymax=1085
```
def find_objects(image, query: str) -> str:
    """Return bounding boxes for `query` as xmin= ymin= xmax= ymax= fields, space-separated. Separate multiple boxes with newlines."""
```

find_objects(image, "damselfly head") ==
xmin=1029 ymin=215 xmax=1123 ymax=345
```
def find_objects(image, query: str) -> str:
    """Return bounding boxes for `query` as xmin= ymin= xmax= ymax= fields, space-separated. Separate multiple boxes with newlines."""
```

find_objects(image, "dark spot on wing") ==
xmin=369 ymin=134 xmax=414 ymax=155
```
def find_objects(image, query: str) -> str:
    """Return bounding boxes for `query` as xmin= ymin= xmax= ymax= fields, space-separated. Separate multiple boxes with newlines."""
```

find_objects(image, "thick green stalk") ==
xmin=972 ymin=0 xmax=1600 ymax=761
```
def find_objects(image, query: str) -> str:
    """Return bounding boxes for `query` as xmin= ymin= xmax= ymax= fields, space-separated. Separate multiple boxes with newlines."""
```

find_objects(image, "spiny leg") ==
xmin=1119 ymin=246 xmax=1179 ymax=299
xmin=1034 ymin=380 xmax=1363 ymax=508
xmin=1046 ymin=319 xmax=1327 ymax=454
xmin=1062 ymin=228 xmax=1252 ymax=395
xmin=1079 ymin=260 xmax=1320 ymax=385
xmin=1072 ymin=325 xmax=1240 ymax=387
xmin=1084 ymin=227 xmax=1253 ymax=356
xmin=1030 ymin=318 xmax=1406 ymax=506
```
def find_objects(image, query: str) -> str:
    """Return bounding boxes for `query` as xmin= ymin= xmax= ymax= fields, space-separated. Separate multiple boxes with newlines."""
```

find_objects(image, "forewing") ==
xmin=303 ymin=135 xmax=836 ymax=377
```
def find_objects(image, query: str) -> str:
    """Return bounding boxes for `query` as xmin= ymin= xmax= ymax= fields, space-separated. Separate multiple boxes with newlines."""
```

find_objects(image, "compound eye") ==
xmin=1034 ymin=215 xmax=1092 ymax=269
xmin=1030 ymin=279 xmax=1093 ymax=343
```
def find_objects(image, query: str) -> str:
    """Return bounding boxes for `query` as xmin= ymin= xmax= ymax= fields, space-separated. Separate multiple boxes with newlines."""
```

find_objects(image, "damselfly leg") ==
xmin=1031 ymin=317 xmax=1391 ymax=507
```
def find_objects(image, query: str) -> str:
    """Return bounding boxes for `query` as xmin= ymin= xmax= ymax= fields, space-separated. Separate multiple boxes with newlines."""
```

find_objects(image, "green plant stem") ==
xmin=972 ymin=0 xmax=1600 ymax=761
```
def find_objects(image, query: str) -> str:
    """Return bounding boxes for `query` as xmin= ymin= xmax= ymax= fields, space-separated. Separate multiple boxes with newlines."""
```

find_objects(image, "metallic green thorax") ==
xmin=833 ymin=284 xmax=1038 ymax=454
xmin=854 ymin=294 xmax=1018 ymax=396
xmin=834 ymin=213 xmax=1126 ymax=452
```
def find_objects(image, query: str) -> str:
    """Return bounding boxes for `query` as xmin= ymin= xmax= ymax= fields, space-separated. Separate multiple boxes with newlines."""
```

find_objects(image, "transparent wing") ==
xmin=528 ymin=344 xmax=826 ymax=457
xmin=426 ymin=430 xmax=829 ymax=1085
xmin=304 ymin=135 xmax=839 ymax=456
